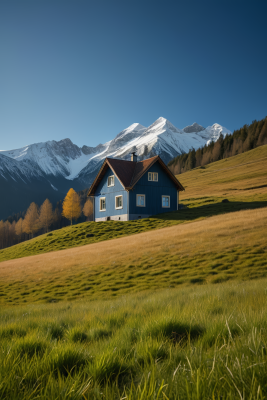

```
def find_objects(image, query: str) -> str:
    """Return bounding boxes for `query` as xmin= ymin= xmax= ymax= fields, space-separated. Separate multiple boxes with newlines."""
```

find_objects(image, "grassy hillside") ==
xmin=0 ymin=146 xmax=267 ymax=399
xmin=0 ymin=206 xmax=266 ymax=305
xmin=1 ymin=145 xmax=267 ymax=264
xmin=1 ymin=279 xmax=267 ymax=399
xmin=0 ymin=144 xmax=266 ymax=306
xmin=179 ymin=143 xmax=267 ymax=201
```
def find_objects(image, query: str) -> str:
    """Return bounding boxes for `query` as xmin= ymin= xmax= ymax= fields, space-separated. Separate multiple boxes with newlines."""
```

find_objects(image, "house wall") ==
xmin=128 ymin=161 xmax=178 ymax=219
xmin=94 ymin=166 xmax=128 ymax=221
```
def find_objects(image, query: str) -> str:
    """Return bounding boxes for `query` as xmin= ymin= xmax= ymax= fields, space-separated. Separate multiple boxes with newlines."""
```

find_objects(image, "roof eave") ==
xmin=87 ymin=158 xmax=127 ymax=197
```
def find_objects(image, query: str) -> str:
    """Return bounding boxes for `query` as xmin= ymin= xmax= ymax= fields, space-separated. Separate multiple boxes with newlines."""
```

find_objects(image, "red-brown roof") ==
xmin=107 ymin=158 xmax=136 ymax=188
xmin=87 ymin=155 xmax=184 ymax=196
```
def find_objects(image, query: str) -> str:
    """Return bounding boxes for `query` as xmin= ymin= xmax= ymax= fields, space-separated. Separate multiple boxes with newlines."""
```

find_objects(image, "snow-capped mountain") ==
xmin=0 ymin=117 xmax=231 ymax=219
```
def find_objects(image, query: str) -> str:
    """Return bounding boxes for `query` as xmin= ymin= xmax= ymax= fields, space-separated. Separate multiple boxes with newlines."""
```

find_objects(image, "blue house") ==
xmin=87 ymin=153 xmax=184 ymax=221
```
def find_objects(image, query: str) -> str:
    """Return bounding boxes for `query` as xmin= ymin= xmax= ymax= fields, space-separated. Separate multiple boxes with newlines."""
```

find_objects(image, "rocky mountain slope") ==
xmin=0 ymin=117 xmax=231 ymax=219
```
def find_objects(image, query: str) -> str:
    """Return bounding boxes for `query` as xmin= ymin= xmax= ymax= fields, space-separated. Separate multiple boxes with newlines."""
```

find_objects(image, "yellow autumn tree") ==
xmin=83 ymin=198 xmax=93 ymax=221
xmin=23 ymin=202 xmax=40 ymax=238
xmin=39 ymin=199 xmax=54 ymax=233
xmin=62 ymin=188 xmax=81 ymax=225
xmin=15 ymin=218 xmax=24 ymax=242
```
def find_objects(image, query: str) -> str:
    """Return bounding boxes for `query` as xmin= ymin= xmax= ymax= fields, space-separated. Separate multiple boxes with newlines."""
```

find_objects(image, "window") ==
xmin=162 ymin=196 xmax=170 ymax=208
xmin=115 ymin=195 xmax=123 ymax=209
xmin=148 ymin=172 xmax=158 ymax=181
xmin=137 ymin=194 xmax=146 ymax=207
xmin=100 ymin=197 xmax=106 ymax=211
xmin=108 ymin=175 xmax=114 ymax=187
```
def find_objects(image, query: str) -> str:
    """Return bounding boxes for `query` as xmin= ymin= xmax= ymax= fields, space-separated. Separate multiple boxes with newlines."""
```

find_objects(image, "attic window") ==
xmin=108 ymin=175 xmax=115 ymax=187
xmin=100 ymin=197 xmax=106 ymax=211
xmin=148 ymin=172 xmax=158 ymax=181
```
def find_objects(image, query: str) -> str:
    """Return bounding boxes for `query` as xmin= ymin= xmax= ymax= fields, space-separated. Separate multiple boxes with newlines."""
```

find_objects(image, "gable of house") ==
xmin=129 ymin=160 xmax=178 ymax=217
xmin=94 ymin=166 xmax=128 ymax=220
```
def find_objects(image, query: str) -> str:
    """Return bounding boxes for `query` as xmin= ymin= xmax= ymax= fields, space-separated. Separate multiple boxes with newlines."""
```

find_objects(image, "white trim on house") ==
xmin=99 ymin=197 xmax=106 ymax=211
xmin=136 ymin=194 xmax=146 ymax=207
xmin=96 ymin=214 xmax=128 ymax=222
xmin=115 ymin=195 xmax=123 ymax=209
xmin=162 ymin=195 xmax=170 ymax=208
xmin=148 ymin=172 xmax=158 ymax=181
xmin=107 ymin=175 xmax=115 ymax=187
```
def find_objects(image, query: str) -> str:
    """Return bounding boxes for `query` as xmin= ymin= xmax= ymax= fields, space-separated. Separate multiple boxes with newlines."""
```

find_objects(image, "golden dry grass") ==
xmin=1 ymin=145 xmax=267 ymax=305
xmin=1 ymin=206 xmax=266 ymax=295
xmin=179 ymin=144 xmax=267 ymax=200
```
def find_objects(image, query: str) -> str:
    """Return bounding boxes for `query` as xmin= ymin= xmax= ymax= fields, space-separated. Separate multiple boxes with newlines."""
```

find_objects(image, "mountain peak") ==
xmin=183 ymin=123 xmax=205 ymax=133
xmin=126 ymin=123 xmax=146 ymax=131
xmin=156 ymin=117 xmax=167 ymax=123
xmin=148 ymin=117 xmax=169 ymax=130
xmin=57 ymin=138 xmax=74 ymax=146
xmin=114 ymin=123 xmax=146 ymax=141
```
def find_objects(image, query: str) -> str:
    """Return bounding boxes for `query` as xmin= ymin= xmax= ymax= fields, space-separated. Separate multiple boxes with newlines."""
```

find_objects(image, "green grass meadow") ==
xmin=1 ymin=281 xmax=267 ymax=399
xmin=1 ymin=145 xmax=267 ymax=398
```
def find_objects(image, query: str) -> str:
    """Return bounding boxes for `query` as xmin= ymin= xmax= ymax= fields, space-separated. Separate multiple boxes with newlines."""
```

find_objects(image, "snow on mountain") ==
xmin=201 ymin=123 xmax=232 ymax=145
xmin=98 ymin=117 xmax=231 ymax=167
xmin=1 ymin=139 xmax=83 ymax=177
xmin=0 ymin=117 xmax=231 ymax=183
xmin=0 ymin=153 xmax=43 ymax=182
xmin=0 ymin=117 xmax=232 ymax=219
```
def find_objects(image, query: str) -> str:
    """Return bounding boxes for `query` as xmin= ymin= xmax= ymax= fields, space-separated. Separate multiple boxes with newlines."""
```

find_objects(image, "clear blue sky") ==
xmin=1 ymin=0 xmax=267 ymax=150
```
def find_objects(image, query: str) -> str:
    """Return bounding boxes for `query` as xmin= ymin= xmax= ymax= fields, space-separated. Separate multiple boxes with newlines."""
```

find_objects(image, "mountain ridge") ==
xmin=0 ymin=117 xmax=231 ymax=219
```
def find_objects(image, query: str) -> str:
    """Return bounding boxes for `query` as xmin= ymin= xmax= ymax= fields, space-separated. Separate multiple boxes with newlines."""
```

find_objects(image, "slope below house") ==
xmin=1 ymin=144 xmax=267 ymax=264
xmin=0 ymin=206 xmax=267 ymax=305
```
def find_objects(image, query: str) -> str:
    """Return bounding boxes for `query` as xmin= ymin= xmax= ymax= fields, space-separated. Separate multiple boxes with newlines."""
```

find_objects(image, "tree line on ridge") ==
xmin=168 ymin=116 xmax=267 ymax=175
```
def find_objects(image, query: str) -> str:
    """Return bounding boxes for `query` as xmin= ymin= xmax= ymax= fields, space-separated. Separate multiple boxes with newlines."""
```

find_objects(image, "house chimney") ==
xmin=131 ymin=152 xmax=137 ymax=162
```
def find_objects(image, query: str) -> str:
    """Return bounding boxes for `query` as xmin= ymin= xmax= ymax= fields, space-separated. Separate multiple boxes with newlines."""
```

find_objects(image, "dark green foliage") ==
xmin=15 ymin=337 xmax=47 ymax=358
xmin=46 ymin=322 xmax=65 ymax=340
xmin=88 ymin=354 xmax=130 ymax=384
xmin=146 ymin=319 xmax=204 ymax=342
xmin=48 ymin=346 xmax=88 ymax=376
xmin=68 ymin=327 xmax=88 ymax=342
xmin=0 ymin=325 xmax=27 ymax=339
xmin=168 ymin=116 xmax=267 ymax=174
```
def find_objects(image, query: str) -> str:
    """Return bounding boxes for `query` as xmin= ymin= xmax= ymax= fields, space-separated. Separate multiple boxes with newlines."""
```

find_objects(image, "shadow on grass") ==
xmin=152 ymin=200 xmax=267 ymax=221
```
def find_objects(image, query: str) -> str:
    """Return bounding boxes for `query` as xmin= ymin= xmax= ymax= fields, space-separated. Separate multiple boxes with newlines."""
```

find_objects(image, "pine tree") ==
xmin=62 ymin=188 xmax=81 ymax=225
xmin=257 ymin=118 xmax=267 ymax=146
xmin=23 ymin=202 xmax=40 ymax=238
xmin=39 ymin=199 xmax=54 ymax=233
xmin=83 ymin=198 xmax=93 ymax=221
xmin=15 ymin=218 xmax=24 ymax=242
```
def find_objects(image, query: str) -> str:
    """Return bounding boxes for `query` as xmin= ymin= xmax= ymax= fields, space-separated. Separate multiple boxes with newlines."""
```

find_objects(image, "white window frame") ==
xmin=162 ymin=195 xmax=170 ymax=208
xmin=115 ymin=195 xmax=123 ymax=210
xmin=136 ymin=194 xmax=146 ymax=207
xmin=107 ymin=175 xmax=115 ymax=187
xmin=148 ymin=172 xmax=158 ymax=181
xmin=99 ymin=197 xmax=106 ymax=211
